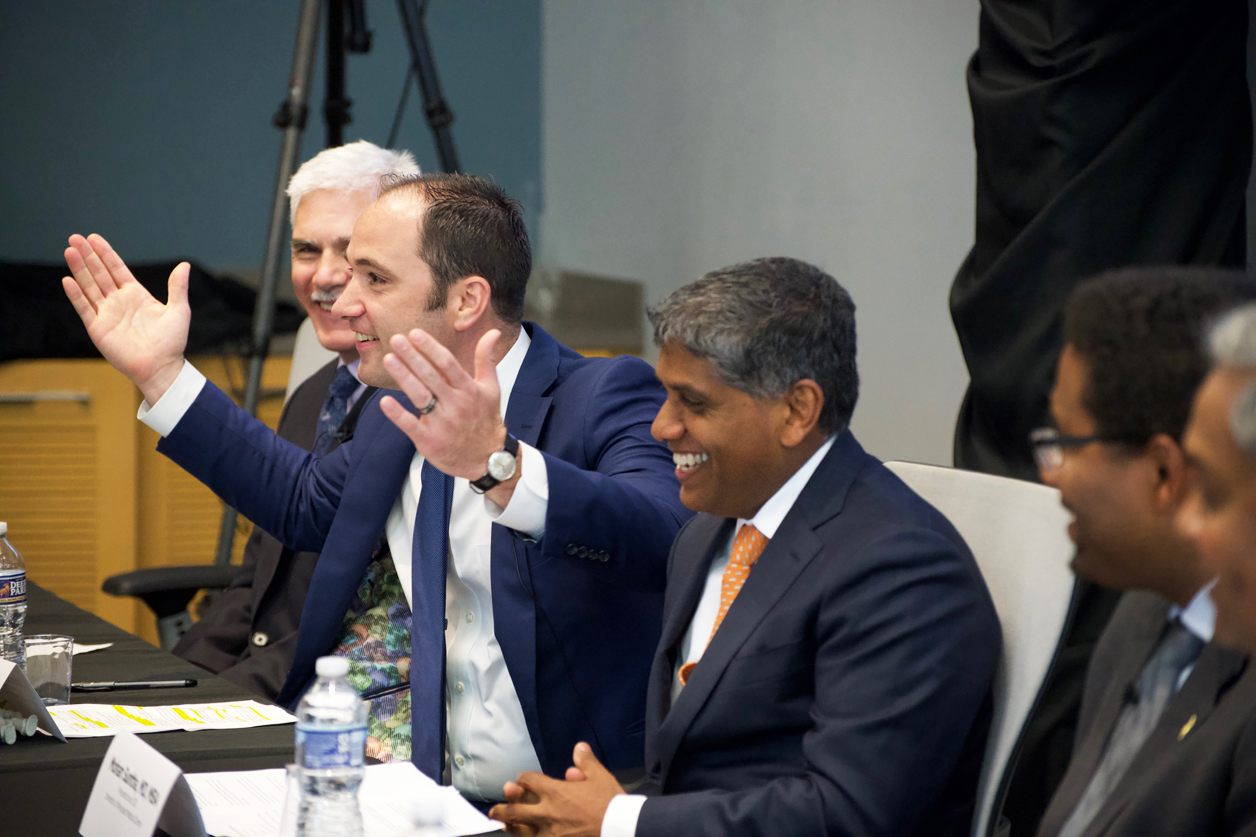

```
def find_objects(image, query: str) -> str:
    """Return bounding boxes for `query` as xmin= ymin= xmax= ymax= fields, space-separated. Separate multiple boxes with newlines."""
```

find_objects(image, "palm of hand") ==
xmin=88 ymin=280 xmax=190 ymax=382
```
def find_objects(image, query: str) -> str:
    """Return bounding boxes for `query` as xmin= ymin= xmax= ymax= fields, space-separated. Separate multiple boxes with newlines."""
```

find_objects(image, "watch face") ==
xmin=487 ymin=450 xmax=517 ymax=482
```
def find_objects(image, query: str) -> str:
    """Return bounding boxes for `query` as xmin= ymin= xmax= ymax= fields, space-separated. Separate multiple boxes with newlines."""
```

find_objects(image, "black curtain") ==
xmin=950 ymin=1 xmax=1249 ymax=835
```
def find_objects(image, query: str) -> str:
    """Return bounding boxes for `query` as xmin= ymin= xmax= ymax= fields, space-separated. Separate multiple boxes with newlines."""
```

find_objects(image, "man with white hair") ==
xmin=1179 ymin=303 xmax=1256 ymax=656
xmin=172 ymin=140 xmax=419 ymax=699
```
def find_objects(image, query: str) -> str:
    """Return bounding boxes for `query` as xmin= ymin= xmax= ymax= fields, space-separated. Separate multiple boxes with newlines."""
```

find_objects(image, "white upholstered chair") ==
xmin=884 ymin=461 xmax=1077 ymax=837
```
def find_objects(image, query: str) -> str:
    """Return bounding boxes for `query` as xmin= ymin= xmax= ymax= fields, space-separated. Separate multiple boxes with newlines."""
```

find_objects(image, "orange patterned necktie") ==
xmin=679 ymin=524 xmax=769 ymax=685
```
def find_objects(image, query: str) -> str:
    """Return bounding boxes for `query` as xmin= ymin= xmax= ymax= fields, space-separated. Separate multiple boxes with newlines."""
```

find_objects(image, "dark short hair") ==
xmin=648 ymin=257 xmax=858 ymax=434
xmin=1064 ymin=267 xmax=1256 ymax=443
xmin=379 ymin=173 xmax=531 ymax=323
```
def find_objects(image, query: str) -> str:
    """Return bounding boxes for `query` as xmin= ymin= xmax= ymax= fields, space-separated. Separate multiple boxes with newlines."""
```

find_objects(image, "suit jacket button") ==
xmin=251 ymin=632 xmax=269 ymax=647
xmin=566 ymin=544 xmax=578 ymax=556
xmin=600 ymin=552 xmax=609 ymax=562
xmin=578 ymin=546 xmax=589 ymax=558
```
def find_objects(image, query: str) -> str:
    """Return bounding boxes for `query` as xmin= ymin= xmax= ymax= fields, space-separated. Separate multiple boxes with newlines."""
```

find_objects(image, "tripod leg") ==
xmin=214 ymin=0 xmax=324 ymax=568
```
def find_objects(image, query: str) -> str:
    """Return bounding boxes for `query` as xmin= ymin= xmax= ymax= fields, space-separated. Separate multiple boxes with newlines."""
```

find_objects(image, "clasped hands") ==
xmin=490 ymin=742 xmax=626 ymax=837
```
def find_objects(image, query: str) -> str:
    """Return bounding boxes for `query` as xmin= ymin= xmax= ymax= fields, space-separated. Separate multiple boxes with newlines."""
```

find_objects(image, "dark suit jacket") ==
xmin=635 ymin=432 xmax=1001 ymax=836
xmin=156 ymin=324 xmax=691 ymax=775
xmin=1037 ymin=591 xmax=1256 ymax=837
xmin=172 ymin=360 xmax=374 ymax=700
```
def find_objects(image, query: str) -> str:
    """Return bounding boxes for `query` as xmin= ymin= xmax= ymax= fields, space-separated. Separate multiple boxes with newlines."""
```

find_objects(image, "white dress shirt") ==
xmin=139 ymin=330 xmax=552 ymax=801
xmin=602 ymin=435 xmax=836 ymax=837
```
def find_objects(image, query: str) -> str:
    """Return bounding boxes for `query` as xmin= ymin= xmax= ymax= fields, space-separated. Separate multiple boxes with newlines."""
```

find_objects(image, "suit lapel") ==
xmin=1045 ymin=597 xmax=1170 ymax=829
xmin=1082 ymin=642 xmax=1248 ymax=837
xmin=650 ymin=434 xmax=863 ymax=780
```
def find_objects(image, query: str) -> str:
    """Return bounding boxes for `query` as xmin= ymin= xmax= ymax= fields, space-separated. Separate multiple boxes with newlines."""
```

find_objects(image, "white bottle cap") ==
xmin=315 ymin=656 xmax=350 ymax=678
xmin=0 ymin=523 xmax=7 ymax=537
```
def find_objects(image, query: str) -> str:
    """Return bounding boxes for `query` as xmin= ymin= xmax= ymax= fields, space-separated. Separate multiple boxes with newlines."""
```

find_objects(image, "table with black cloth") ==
xmin=0 ymin=582 xmax=293 ymax=836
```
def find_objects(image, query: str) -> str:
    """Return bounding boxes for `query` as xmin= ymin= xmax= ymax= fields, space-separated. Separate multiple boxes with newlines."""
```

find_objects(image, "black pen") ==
xmin=72 ymin=679 xmax=198 ymax=692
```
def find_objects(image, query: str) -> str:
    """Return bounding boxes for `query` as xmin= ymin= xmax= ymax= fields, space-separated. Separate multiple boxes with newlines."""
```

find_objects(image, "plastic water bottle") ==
xmin=0 ymin=523 xmax=27 ymax=670
xmin=294 ymin=656 xmax=367 ymax=837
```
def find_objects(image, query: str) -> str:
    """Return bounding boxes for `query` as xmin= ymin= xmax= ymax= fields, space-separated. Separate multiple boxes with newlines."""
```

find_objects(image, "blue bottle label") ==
xmin=0 ymin=571 xmax=25 ymax=606
xmin=296 ymin=724 xmax=366 ymax=769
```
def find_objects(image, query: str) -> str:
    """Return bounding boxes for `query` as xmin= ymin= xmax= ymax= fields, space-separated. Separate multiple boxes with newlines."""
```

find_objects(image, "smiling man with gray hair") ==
xmin=491 ymin=256 xmax=1000 ymax=837
xmin=172 ymin=140 xmax=419 ymax=699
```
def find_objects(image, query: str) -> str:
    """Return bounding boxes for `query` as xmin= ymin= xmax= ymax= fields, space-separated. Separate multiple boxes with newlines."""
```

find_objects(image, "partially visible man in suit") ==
xmin=1179 ymin=303 xmax=1256 ymax=656
xmin=490 ymin=257 xmax=1001 ymax=837
xmin=173 ymin=140 xmax=418 ymax=700
xmin=1030 ymin=269 xmax=1256 ymax=837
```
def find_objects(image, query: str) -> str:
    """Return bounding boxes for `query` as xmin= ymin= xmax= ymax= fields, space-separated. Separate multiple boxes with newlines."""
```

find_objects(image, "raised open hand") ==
xmin=62 ymin=233 xmax=191 ymax=403
xmin=378 ymin=328 xmax=522 ymax=504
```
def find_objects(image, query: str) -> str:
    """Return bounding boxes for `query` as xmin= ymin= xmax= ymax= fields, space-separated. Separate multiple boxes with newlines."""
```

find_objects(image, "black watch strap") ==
xmin=470 ymin=432 xmax=520 ymax=494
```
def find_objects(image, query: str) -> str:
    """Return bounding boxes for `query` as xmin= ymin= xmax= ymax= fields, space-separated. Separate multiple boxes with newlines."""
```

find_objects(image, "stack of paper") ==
xmin=48 ymin=700 xmax=295 ymax=737
xmin=185 ymin=762 xmax=501 ymax=837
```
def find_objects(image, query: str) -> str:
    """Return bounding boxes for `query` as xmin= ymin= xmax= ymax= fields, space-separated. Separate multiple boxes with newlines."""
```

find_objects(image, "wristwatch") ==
xmin=470 ymin=432 xmax=520 ymax=494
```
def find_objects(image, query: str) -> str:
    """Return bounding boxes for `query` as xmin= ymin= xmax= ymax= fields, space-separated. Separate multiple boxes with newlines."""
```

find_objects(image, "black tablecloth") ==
xmin=0 ymin=583 xmax=293 ymax=836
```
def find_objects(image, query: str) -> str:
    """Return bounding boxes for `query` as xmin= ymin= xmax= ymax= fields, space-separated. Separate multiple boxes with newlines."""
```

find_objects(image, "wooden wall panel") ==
xmin=0 ymin=356 xmax=290 ymax=644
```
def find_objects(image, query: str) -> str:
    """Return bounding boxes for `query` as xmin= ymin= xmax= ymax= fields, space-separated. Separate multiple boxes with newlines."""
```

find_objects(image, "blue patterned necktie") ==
xmin=1058 ymin=619 xmax=1204 ymax=837
xmin=314 ymin=365 xmax=359 ymax=455
xmin=410 ymin=461 xmax=453 ymax=782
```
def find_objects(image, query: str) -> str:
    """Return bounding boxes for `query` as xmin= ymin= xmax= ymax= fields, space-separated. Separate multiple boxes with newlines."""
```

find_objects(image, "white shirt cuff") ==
xmin=485 ymin=442 xmax=547 ymax=540
xmin=136 ymin=361 xmax=207 ymax=437
xmin=602 ymin=794 xmax=646 ymax=837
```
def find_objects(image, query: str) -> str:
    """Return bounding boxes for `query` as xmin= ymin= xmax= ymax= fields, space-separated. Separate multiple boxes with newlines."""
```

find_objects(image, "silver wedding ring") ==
xmin=419 ymin=394 xmax=438 ymax=416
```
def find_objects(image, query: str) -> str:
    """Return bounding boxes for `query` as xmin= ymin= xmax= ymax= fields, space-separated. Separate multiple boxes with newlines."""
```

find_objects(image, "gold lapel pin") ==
xmin=1178 ymin=714 xmax=1197 ymax=740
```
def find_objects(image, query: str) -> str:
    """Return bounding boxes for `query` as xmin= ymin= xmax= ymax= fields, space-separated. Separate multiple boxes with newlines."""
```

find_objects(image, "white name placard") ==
xmin=79 ymin=730 xmax=206 ymax=837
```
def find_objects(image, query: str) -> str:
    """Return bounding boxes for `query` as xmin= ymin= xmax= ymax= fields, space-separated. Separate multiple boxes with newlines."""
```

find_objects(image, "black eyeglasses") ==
xmin=1028 ymin=427 xmax=1139 ymax=471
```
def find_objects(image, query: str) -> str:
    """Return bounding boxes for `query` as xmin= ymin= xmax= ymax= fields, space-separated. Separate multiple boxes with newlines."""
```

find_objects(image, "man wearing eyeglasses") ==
xmin=1027 ymin=268 xmax=1256 ymax=837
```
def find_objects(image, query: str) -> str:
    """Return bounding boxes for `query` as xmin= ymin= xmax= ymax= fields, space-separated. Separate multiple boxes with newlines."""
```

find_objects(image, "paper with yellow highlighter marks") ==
xmin=48 ymin=700 xmax=295 ymax=737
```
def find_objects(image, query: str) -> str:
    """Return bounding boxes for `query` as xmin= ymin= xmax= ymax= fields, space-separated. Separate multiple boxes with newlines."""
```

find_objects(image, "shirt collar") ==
xmin=1170 ymin=577 xmax=1217 ymax=643
xmin=739 ymin=435 xmax=836 ymax=540
xmin=494 ymin=327 xmax=531 ymax=417
xmin=338 ymin=357 xmax=363 ymax=384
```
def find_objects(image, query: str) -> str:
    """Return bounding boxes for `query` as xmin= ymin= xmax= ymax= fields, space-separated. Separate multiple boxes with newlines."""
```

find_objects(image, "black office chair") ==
xmin=102 ymin=565 xmax=237 ymax=650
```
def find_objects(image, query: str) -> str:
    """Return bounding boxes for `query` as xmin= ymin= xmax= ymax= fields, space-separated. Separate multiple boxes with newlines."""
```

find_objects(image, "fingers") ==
xmin=388 ymin=328 xmax=473 ymax=394
xmin=565 ymin=766 xmax=588 ymax=782
xmin=61 ymin=276 xmax=96 ymax=328
xmin=571 ymin=742 xmax=610 ymax=780
xmin=474 ymin=329 xmax=502 ymax=384
xmin=86 ymin=234 xmax=140 ymax=287
xmin=379 ymin=395 xmax=425 ymax=440
xmin=167 ymin=262 xmax=191 ymax=313
xmin=502 ymin=780 xmax=539 ymax=804
xmin=70 ymin=234 xmax=123 ymax=300
xmin=64 ymin=241 xmax=104 ymax=307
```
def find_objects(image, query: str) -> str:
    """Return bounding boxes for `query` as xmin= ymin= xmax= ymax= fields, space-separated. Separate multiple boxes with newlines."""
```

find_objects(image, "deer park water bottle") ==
xmin=294 ymin=656 xmax=368 ymax=837
xmin=0 ymin=523 xmax=27 ymax=670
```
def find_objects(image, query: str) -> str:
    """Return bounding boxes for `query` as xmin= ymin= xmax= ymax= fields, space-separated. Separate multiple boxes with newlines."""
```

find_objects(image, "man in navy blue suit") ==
xmin=491 ymin=258 xmax=1001 ymax=836
xmin=61 ymin=173 xmax=689 ymax=804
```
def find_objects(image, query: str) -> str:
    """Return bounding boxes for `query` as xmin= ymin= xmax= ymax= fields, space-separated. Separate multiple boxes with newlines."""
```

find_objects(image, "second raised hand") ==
xmin=61 ymin=233 xmax=191 ymax=404
xmin=378 ymin=328 xmax=509 ymax=481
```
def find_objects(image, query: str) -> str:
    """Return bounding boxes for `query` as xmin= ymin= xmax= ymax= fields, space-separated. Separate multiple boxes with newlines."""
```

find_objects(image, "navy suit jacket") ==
xmin=157 ymin=324 xmax=691 ymax=774
xmin=637 ymin=432 xmax=1001 ymax=836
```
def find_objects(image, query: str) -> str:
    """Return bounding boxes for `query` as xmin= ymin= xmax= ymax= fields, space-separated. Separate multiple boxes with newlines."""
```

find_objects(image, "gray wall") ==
xmin=0 ymin=0 xmax=541 ymax=273
xmin=540 ymin=1 xmax=978 ymax=466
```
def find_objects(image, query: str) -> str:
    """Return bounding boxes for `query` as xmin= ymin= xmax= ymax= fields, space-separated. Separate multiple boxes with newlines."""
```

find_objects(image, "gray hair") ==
xmin=286 ymin=140 xmax=420 ymax=225
xmin=1208 ymin=303 xmax=1256 ymax=455
xmin=648 ymin=257 xmax=858 ymax=434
